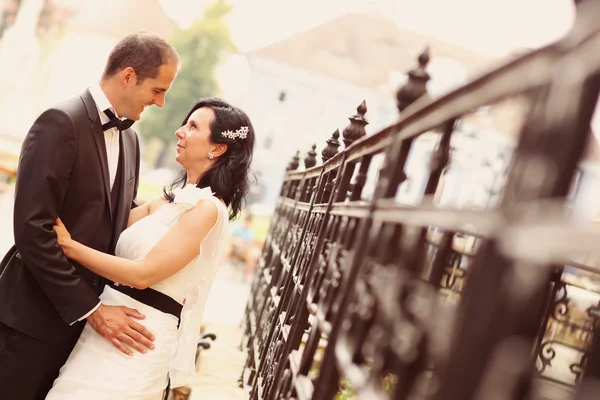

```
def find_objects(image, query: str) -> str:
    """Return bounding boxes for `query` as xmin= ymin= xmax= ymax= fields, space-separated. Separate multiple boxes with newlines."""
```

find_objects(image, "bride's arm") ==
xmin=57 ymin=201 xmax=218 ymax=289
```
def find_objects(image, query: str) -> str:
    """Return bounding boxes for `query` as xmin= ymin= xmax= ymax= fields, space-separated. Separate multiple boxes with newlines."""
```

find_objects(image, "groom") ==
xmin=0 ymin=32 xmax=179 ymax=399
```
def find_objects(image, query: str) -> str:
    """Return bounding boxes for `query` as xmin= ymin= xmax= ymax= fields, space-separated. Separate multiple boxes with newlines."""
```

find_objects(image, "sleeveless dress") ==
xmin=45 ymin=185 xmax=228 ymax=399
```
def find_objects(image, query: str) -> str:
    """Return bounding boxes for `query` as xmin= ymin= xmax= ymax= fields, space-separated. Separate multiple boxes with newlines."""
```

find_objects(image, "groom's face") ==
xmin=121 ymin=61 xmax=178 ymax=120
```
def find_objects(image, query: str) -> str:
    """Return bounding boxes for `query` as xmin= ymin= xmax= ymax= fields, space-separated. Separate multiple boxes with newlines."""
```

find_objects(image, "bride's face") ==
xmin=175 ymin=107 xmax=216 ymax=167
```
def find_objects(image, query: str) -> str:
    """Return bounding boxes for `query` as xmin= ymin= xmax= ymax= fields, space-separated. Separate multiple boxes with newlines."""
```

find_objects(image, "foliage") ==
xmin=139 ymin=1 xmax=236 ymax=166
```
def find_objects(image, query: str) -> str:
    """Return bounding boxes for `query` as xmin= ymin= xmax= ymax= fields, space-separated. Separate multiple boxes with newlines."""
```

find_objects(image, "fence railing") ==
xmin=239 ymin=2 xmax=600 ymax=399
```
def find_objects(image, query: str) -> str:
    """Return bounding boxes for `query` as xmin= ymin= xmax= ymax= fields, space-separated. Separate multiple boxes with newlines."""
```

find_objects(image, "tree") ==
xmin=139 ymin=1 xmax=236 ymax=168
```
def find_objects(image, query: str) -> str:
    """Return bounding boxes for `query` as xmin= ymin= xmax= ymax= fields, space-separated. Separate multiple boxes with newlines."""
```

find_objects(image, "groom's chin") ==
xmin=129 ymin=109 xmax=144 ymax=121
xmin=122 ymin=113 xmax=140 ymax=121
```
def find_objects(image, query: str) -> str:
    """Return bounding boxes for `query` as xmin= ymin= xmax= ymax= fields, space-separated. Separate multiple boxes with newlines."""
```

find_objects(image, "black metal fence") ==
xmin=239 ymin=2 xmax=600 ymax=399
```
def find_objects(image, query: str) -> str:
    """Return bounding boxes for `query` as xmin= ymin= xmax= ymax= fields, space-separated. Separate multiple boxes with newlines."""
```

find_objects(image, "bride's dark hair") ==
xmin=163 ymin=98 xmax=255 ymax=220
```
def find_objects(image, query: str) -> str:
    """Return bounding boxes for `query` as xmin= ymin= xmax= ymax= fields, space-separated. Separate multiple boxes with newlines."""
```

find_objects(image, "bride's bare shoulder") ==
xmin=147 ymin=195 xmax=170 ymax=215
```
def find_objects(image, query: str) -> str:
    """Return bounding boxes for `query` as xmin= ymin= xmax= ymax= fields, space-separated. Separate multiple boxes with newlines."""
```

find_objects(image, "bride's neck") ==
xmin=186 ymin=169 xmax=202 ymax=186
xmin=186 ymin=161 xmax=213 ymax=186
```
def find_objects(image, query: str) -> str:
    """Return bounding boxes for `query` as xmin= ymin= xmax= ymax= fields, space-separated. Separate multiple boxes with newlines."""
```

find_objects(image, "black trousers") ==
xmin=0 ymin=321 xmax=82 ymax=400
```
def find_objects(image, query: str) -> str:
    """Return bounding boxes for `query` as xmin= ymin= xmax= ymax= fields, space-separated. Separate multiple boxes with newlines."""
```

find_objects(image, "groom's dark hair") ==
xmin=102 ymin=31 xmax=179 ymax=82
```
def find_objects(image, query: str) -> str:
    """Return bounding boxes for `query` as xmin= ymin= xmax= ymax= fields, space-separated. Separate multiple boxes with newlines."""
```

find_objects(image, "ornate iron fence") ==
xmin=240 ymin=2 xmax=600 ymax=399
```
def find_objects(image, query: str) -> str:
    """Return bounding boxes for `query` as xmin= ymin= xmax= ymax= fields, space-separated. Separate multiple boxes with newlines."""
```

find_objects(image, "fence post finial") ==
xmin=286 ymin=150 xmax=300 ymax=171
xmin=322 ymin=129 xmax=341 ymax=163
xmin=396 ymin=46 xmax=431 ymax=114
xmin=304 ymin=144 xmax=317 ymax=169
xmin=342 ymin=100 xmax=369 ymax=148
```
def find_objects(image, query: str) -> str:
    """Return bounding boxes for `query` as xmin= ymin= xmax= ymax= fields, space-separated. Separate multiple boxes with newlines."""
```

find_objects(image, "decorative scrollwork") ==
xmin=570 ymin=352 xmax=587 ymax=383
xmin=536 ymin=341 xmax=557 ymax=374
xmin=552 ymin=281 xmax=569 ymax=321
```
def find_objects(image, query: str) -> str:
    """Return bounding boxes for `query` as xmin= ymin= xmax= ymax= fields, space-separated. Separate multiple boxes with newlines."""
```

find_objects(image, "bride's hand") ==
xmin=53 ymin=218 xmax=73 ymax=255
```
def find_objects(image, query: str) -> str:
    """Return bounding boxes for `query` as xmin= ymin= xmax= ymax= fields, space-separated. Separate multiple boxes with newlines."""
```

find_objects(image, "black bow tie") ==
xmin=102 ymin=109 xmax=134 ymax=131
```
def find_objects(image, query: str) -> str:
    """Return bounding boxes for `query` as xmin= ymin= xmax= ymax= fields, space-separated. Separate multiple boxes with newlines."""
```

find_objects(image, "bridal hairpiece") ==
xmin=221 ymin=126 xmax=249 ymax=140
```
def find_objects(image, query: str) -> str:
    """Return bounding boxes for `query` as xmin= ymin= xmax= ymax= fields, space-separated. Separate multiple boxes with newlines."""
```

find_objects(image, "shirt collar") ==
xmin=89 ymin=82 xmax=120 ymax=123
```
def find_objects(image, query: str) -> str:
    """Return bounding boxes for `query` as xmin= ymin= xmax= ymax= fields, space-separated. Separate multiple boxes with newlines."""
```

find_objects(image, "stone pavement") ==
xmin=187 ymin=322 xmax=248 ymax=400
xmin=187 ymin=266 xmax=251 ymax=400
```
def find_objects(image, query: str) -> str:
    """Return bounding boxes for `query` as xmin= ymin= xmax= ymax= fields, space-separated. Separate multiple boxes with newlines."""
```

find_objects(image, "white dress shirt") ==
xmin=72 ymin=83 xmax=122 ymax=324
xmin=89 ymin=82 xmax=121 ymax=191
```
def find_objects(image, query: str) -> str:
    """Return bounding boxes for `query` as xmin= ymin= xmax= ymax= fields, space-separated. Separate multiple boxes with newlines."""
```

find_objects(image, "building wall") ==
xmin=223 ymin=55 xmax=398 ymax=208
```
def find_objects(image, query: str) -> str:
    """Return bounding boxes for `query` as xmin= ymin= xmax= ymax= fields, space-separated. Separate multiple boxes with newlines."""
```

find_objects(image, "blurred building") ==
xmin=218 ymin=10 xmax=600 ymax=217
xmin=219 ymin=11 xmax=499 ymax=209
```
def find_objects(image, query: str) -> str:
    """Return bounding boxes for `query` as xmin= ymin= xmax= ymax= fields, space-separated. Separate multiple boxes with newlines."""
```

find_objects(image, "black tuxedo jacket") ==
xmin=0 ymin=89 xmax=140 ymax=343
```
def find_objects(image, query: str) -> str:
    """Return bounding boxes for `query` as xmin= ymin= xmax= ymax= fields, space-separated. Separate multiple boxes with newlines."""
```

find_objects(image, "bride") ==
xmin=45 ymin=98 xmax=255 ymax=399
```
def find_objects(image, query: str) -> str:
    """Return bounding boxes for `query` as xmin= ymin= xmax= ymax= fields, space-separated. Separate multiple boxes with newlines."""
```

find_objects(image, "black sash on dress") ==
xmin=108 ymin=282 xmax=183 ymax=319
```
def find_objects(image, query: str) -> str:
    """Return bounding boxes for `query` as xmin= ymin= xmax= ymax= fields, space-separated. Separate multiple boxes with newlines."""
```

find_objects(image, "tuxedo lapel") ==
xmin=112 ymin=130 xmax=129 ymax=243
xmin=82 ymin=89 xmax=113 ymax=221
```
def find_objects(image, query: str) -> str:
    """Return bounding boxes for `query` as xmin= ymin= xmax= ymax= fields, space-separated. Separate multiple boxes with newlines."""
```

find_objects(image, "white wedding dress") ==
xmin=46 ymin=185 xmax=228 ymax=400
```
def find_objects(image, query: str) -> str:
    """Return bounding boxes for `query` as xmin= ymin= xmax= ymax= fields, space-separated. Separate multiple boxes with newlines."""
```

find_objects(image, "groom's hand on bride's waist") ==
xmin=87 ymin=304 xmax=156 ymax=356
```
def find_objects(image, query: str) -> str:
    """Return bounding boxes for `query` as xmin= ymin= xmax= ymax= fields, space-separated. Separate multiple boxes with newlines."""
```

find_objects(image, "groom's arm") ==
xmin=13 ymin=108 xmax=99 ymax=325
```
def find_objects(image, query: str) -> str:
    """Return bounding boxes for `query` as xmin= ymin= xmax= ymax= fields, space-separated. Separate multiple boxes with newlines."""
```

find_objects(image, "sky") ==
xmin=159 ymin=0 xmax=576 ymax=57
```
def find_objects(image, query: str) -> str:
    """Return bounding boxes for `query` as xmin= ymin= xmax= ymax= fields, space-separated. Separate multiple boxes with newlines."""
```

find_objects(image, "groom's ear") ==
xmin=121 ymin=67 xmax=137 ymax=85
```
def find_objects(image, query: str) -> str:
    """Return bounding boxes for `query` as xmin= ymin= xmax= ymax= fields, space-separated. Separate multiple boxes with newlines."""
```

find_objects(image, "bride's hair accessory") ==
xmin=221 ymin=126 xmax=248 ymax=140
